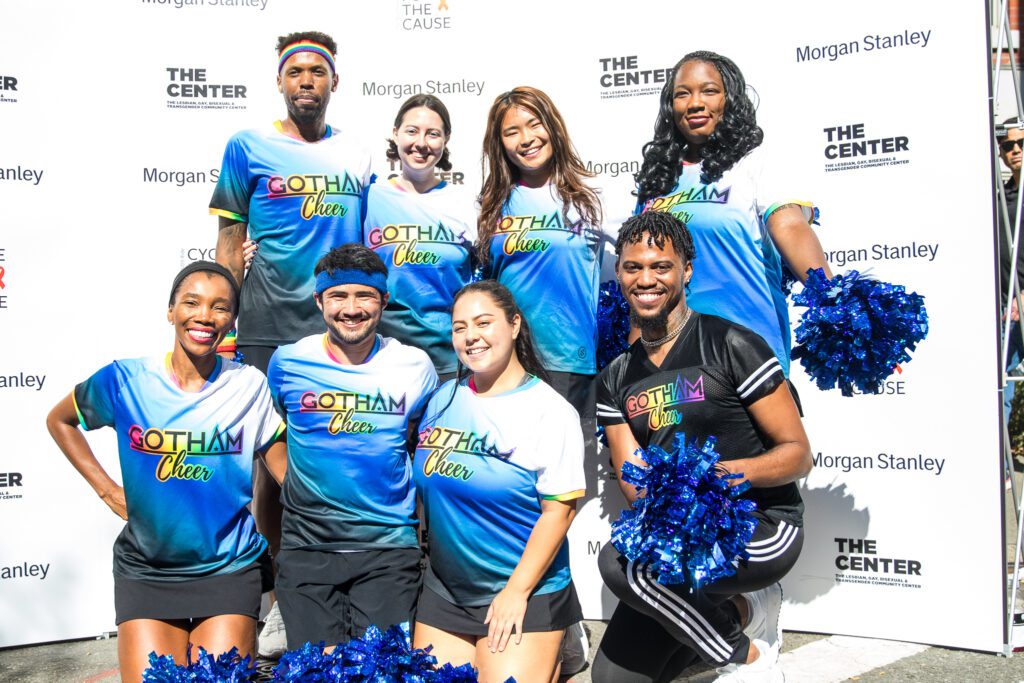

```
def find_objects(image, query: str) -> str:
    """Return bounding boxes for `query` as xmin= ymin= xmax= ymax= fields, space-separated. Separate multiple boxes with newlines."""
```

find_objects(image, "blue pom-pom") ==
xmin=790 ymin=268 xmax=928 ymax=396
xmin=272 ymin=623 xmax=489 ymax=681
xmin=610 ymin=433 xmax=758 ymax=587
xmin=142 ymin=645 xmax=257 ymax=682
xmin=470 ymin=265 xmax=485 ymax=284
xmin=597 ymin=281 xmax=631 ymax=370
xmin=433 ymin=662 xmax=482 ymax=682
xmin=779 ymin=264 xmax=798 ymax=299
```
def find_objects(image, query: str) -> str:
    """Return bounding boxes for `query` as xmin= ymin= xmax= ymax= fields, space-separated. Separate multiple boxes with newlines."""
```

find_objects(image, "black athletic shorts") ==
xmin=275 ymin=547 xmax=422 ymax=649
xmin=113 ymin=552 xmax=271 ymax=625
xmin=416 ymin=582 xmax=582 ymax=637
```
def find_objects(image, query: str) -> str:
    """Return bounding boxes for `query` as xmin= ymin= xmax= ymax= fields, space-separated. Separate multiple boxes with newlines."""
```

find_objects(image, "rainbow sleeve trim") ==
xmin=71 ymin=392 xmax=89 ymax=430
xmin=257 ymin=420 xmax=287 ymax=452
xmin=210 ymin=207 xmax=247 ymax=222
xmin=217 ymin=329 xmax=238 ymax=354
xmin=543 ymin=489 xmax=585 ymax=502
xmin=764 ymin=200 xmax=818 ymax=225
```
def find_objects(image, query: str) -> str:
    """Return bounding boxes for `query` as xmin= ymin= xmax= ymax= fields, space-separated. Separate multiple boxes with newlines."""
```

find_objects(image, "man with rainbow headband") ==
xmin=263 ymin=243 xmax=438 ymax=650
xmin=210 ymin=31 xmax=371 ymax=655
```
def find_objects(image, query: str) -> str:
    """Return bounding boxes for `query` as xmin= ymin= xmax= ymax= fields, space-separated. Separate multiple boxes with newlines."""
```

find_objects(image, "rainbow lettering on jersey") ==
xmin=266 ymin=171 xmax=363 ymax=220
xmin=417 ymin=426 xmax=515 ymax=481
xmin=496 ymin=211 xmax=582 ymax=255
xmin=299 ymin=390 xmax=407 ymax=435
xmin=625 ymin=375 xmax=705 ymax=431
xmin=645 ymin=186 xmax=731 ymax=217
xmin=367 ymin=221 xmax=459 ymax=267
xmin=128 ymin=424 xmax=243 ymax=482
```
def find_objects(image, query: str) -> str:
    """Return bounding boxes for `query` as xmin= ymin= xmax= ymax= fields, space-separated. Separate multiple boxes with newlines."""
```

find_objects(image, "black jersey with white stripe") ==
xmin=596 ymin=312 xmax=803 ymax=525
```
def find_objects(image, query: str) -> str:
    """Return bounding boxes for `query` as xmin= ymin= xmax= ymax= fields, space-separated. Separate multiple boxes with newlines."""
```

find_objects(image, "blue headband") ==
xmin=315 ymin=269 xmax=388 ymax=296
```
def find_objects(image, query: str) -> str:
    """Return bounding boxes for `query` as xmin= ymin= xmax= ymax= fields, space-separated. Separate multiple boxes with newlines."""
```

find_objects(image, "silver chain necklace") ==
xmin=639 ymin=307 xmax=693 ymax=348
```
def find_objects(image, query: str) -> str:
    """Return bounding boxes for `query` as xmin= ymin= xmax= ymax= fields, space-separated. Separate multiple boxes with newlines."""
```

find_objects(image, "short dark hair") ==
xmin=276 ymin=31 xmax=337 ymax=55
xmin=314 ymin=243 xmax=388 ymax=279
xmin=386 ymin=94 xmax=453 ymax=171
xmin=616 ymin=211 xmax=697 ymax=263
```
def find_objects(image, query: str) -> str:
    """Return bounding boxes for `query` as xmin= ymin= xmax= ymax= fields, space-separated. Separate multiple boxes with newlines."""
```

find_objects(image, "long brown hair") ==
xmin=477 ymin=86 xmax=602 ymax=265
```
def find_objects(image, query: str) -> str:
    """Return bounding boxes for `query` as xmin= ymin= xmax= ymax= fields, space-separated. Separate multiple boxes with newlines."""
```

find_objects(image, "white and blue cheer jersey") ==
xmin=639 ymin=147 xmax=816 ymax=376
xmin=414 ymin=376 xmax=585 ymax=606
xmin=74 ymin=355 xmax=283 ymax=580
xmin=268 ymin=334 xmax=438 ymax=551
xmin=363 ymin=177 xmax=477 ymax=374
xmin=486 ymin=184 xmax=610 ymax=375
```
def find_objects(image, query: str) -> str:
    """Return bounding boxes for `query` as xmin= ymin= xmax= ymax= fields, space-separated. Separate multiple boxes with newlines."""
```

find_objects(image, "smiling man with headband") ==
xmin=264 ymin=243 xmax=438 ymax=651
xmin=209 ymin=30 xmax=371 ymax=657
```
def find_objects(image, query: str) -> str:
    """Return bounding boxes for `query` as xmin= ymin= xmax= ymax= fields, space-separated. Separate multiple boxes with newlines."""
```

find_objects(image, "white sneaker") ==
xmin=257 ymin=601 xmax=288 ymax=659
xmin=742 ymin=582 xmax=783 ymax=654
xmin=559 ymin=621 xmax=589 ymax=676
xmin=715 ymin=639 xmax=784 ymax=682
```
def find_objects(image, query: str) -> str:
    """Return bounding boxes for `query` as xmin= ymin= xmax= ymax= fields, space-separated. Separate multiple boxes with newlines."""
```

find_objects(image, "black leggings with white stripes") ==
xmin=593 ymin=513 xmax=803 ymax=682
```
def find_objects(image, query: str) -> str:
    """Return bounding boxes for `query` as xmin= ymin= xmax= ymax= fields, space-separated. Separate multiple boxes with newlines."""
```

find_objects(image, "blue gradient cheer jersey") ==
xmin=486 ymin=184 xmax=606 ymax=375
xmin=268 ymin=334 xmax=438 ymax=551
xmin=210 ymin=122 xmax=372 ymax=346
xmin=414 ymin=376 xmax=585 ymax=606
xmin=639 ymin=148 xmax=815 ymax=376
xmin=73 ymin=356 xmax=283 ymax=580
xmin=363 ymin=178 xmax=477 ymax=374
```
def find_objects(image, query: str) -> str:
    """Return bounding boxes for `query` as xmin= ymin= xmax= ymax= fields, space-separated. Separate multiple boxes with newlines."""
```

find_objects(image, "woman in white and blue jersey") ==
xmin=635 ymin=50 xmax=832 ymax=378
xmin=45 ymin=262 xmax=284 ymax=682
xmin=477 ymin=86 xmax=610 ymax=415
xmin=363 ymin=94 xmax=477 ymax=381
xmin=412 ymin=281 xmax=585 ymax=683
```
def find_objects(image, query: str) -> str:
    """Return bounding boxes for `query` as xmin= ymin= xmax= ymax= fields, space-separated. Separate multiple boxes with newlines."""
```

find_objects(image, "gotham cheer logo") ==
xmin=299 ymin=390 xmax=406 ymax=435
xmin=644 ymin=185 xmax=731 ymax=226
xmin=267 ymin=173 xmax=362 ymax=220
xmin=417 ymin=427 xmax=514 ymax=481
xmin=626 ymin=375 xmax=705 ymax=431
xmin=367 ymin=222 xmax=460 ymax=266
xmin=497 ymin=212 xmax=581 ymax=255
xmin=129 ymin=424 xmax=243 ymax=482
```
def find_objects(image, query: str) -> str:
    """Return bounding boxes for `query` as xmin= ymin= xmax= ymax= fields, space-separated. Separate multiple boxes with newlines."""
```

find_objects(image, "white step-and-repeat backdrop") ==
xmin=0 ymin=0 xmax=1004 ymax=653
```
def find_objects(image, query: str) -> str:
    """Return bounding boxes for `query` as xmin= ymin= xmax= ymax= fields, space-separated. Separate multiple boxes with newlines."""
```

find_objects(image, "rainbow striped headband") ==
xmin=278 ymin=41 xmax=336 ymax=74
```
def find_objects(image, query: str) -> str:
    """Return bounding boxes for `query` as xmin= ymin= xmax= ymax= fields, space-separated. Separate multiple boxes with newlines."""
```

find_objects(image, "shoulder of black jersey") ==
xmin=598 ymin=339 xmax=642 ymax=381
xmin=696 ymin=312 xmax=762 ymax=344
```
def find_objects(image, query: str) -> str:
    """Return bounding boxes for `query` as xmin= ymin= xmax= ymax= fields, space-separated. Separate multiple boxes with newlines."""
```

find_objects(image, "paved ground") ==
xmin=3 ymin=624 xmax=1024 ymax=682
xmin=5 ymin=467 xmax=1024 ymax=682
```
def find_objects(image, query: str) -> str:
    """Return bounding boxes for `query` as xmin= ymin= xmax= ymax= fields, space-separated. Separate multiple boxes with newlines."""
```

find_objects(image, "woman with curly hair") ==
xmin=635 ymin=51 xmax=831 ymax=378
xmin=477 ymin=86 xmax=609 ymax=417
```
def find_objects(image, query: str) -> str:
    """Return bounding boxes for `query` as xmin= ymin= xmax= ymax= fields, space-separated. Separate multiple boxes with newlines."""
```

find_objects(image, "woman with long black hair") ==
xmin=635 ymin=50 xmax=831 ymax=377
xmin=412 ymin=281 xmax=585 ymax=683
